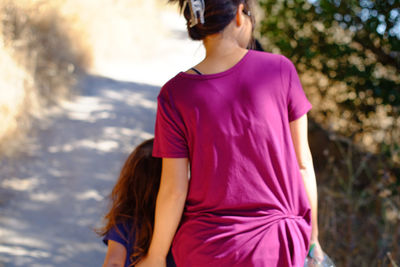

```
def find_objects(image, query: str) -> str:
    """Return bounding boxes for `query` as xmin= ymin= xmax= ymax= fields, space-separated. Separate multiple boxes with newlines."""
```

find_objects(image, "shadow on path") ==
xmin=0 ymin=73 xmax=161 ymax=266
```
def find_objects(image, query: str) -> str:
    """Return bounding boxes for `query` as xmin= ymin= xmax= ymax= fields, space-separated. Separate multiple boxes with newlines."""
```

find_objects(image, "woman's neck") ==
xmin=203 ymin=35 xmax=246 ymax=60
xmin=188 ymin=31 xmax=248 ymax=75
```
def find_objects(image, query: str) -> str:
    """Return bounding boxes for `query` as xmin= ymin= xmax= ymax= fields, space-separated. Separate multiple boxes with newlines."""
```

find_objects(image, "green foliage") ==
xmin=257 ymin=0 xmax=400 ymax=265
xmin=258 ymin=0 xmax=399 ymax=112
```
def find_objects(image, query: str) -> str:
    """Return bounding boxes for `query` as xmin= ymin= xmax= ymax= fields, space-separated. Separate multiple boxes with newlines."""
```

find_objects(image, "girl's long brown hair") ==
xmin=97 ymin=138 xmax=162 ymax=265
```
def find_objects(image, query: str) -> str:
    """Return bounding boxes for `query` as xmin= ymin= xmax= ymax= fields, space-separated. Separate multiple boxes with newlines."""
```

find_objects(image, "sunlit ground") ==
xmin=64 ymin=0 xmax=206 ymax=86
xmin=91 ymin=10 xmax=206 ymax=86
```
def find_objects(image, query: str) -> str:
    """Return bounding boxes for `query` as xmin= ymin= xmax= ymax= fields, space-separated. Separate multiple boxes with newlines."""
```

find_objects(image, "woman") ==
xmin=138 ymin=0 xmax=325 ymax=266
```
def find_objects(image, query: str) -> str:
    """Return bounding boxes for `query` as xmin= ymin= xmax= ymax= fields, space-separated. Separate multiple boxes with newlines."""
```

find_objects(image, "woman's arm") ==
xmin=102 ymin=240 xmax=126 ymax=267
xmin=289 ymin=114 xmax=324 ymax=261
xmin=137 ymin=157 xmax=189 ymax=267
xmin=289 ymin=114 xmax=318 ymax=240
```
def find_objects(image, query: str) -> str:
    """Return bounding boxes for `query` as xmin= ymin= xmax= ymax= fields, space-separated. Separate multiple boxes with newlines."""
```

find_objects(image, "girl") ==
xmin=98 ymin=138 xmax=176 ymax=267
xmin=139 ymin=0 xmax=325 ymax=266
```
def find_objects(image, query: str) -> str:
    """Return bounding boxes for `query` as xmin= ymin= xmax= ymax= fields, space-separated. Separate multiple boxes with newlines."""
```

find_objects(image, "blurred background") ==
xmin=0 ymin=0 xmax=398 ymax=266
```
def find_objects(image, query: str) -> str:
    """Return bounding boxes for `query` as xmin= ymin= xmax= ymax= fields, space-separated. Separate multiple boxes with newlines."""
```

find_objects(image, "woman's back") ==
xmin=152 ymin=49 xmax=313 ymax=266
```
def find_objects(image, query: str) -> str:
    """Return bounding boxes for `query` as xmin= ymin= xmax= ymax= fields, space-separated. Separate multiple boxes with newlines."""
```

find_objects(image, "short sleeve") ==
xmin=280 ymin=55 xmax=312 ymax=122
xmin=152 ymin=94 xmax=189 ymax=158
xmin=102 ymin=223 xmax=129 ymax=249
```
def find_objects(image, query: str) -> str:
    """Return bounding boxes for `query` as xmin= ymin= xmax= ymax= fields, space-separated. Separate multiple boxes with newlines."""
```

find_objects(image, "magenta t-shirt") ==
xmin=152 ymin=49 xmax=313 ymax=267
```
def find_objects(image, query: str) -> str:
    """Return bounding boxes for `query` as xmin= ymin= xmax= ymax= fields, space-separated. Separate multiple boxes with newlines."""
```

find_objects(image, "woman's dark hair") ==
xmin=96 ymin=138 xmax=162 ymax=266
xmin=169 ymin=0 xmax=256 ymax=47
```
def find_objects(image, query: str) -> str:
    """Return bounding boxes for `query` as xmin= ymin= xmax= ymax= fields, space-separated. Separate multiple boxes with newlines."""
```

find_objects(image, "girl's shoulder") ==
xmin=103 ymin=220 xmax=135 ymax=248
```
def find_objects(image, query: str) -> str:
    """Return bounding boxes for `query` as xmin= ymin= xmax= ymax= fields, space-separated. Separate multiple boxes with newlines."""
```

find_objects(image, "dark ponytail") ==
xmin=168 ymin=0 xmax=255 ymax=41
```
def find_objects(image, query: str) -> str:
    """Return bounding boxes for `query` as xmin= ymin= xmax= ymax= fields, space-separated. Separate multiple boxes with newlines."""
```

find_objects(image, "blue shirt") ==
xmin=103 ymin=221 xmax=176 ymax=267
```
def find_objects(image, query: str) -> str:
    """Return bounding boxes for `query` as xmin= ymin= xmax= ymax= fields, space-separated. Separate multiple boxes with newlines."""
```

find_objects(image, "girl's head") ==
xmin=169 ymin=0 xmax=256 ymax=49
xmin=98 ymin=138 xmax=162 ymax=265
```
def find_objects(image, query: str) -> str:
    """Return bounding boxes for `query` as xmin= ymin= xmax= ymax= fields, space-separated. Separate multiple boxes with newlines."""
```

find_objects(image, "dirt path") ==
xmin=0 ymin=8 xmax=204 ymax=266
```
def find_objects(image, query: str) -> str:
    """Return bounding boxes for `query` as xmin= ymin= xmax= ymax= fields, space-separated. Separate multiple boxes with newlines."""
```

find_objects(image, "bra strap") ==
xmin=190 ymin=67 xmax=203 ymax=75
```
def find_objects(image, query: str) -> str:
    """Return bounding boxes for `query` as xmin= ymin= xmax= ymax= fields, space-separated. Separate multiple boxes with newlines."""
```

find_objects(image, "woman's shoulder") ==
xmin=157 ymin=74 xmax=182 ymax=99
xmin=249 ymin=49 xmax=286 ymax=66
xmin=156 ymin=50 xmax=290 ymax=98
xmin=249 ymin=50 xmax=299 ymax=80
